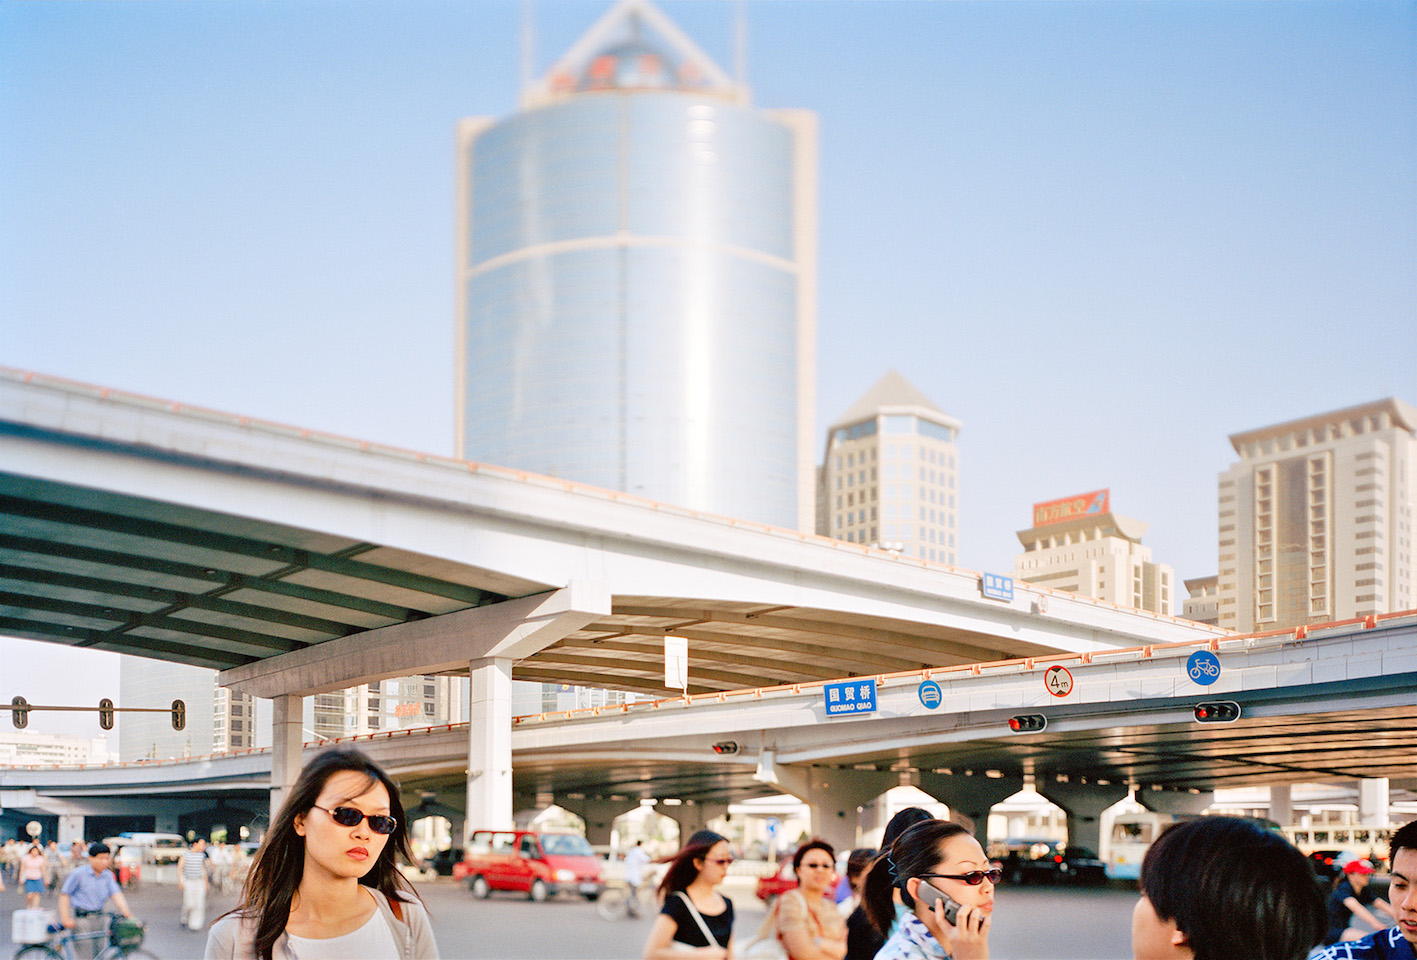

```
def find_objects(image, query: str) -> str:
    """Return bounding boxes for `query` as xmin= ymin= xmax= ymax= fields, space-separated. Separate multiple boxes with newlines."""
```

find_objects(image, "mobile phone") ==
xmin=915 ymin=879 xmax=963 ymax=926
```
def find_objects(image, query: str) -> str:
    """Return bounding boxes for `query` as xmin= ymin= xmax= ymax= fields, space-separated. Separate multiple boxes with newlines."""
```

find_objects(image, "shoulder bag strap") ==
xmin=675 ymin=891 xmax=722 ymax=948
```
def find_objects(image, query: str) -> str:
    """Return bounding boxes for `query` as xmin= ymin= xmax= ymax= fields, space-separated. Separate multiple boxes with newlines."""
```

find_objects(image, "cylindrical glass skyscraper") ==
xmin=456 ymin=1 xmax=816 ymax=530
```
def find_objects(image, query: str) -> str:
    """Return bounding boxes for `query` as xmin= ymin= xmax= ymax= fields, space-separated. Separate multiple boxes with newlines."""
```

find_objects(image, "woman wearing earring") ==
xmin=643 ymin=830 xmax=735 ymax=959
xmin=861 ymin=820 xmax=996 ymax=960
xmin=205 ymin=747 xmax=438 ymax=960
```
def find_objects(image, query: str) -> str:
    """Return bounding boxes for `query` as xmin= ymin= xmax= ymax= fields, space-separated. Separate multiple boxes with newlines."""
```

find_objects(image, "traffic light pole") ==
xmin=6 ymin=696 xmax=186 ymax=730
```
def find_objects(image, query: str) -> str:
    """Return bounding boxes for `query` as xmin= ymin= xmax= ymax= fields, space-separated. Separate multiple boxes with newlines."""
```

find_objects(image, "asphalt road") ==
xmin=5 ymin=876 xmax=1141 ymax=960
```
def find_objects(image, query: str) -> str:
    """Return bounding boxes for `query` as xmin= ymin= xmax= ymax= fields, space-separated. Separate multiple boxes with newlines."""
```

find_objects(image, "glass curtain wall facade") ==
xmin=456 ymin=13 xmax=816 ymax=531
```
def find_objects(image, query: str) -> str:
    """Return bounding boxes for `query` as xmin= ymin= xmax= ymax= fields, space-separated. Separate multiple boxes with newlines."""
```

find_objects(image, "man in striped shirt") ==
xmin=179 ymin=837 xmax=209 ymax=931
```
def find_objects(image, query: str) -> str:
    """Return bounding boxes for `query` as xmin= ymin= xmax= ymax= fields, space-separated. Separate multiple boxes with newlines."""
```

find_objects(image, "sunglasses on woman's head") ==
xmin=312 ymin=804 xmax=397 ymax=835
xmin=917 ymin=868 xmax=1002 ymax=886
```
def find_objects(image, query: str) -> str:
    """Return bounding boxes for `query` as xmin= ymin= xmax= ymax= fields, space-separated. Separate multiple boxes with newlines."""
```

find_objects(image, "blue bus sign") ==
xmin=825 ymin=678 xmax=877 ymax=717
xmin=981 ymin=573 xmax=1014 ymax=602
xmin=918 ymin=680 xmax=942 ymax=709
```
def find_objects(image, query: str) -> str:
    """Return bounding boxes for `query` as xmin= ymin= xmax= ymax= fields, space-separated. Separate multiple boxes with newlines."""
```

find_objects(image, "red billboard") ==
xmin=1032 ymin=489 xmax=1110 ymax=527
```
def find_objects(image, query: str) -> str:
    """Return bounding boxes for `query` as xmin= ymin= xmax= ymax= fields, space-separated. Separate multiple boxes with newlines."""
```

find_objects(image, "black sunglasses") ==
xmin=313 ymin=804 xmax=398 ymax=835
xmin=917 ymin=868 xmax=1002 ymax=886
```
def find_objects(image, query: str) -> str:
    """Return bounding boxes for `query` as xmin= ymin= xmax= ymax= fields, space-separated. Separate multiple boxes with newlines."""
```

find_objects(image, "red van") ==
xmin=453 ymin=829 xmax=603 ymax=901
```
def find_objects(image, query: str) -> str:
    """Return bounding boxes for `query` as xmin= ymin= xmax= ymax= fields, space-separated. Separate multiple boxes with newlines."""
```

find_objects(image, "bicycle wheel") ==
xmin=116 ymin=949 xmax=160 ymax=960
xmin=595 ymin=885 xmax=628 ymax=921
xmin=15 ymin=946 xmax=63 ymax=960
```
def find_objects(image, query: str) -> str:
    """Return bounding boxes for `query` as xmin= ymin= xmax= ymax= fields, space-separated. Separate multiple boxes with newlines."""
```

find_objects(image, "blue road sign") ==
xmin=825 ymin=678 xmax=877 ymax=717
xmin=918 ymin=680 xmax=942 ymax=709
xmin=981 ymin=573 xmax=1014 ymax=602
xmin=1187 ymin=650 xmax=1221 ymax=685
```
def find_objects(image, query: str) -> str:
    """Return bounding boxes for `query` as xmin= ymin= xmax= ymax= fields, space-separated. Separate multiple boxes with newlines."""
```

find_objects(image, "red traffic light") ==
xmin=711 ymin=741 xmax=738 ymax=755
xmin=1008 ymin=714 xmax=1047 ymax=733
xmin=1193 ymin=701 xmax=1241 ymax=723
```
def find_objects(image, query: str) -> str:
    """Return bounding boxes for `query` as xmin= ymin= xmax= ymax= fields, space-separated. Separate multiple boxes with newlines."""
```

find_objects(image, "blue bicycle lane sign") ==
xmin=1187 ymin=650 xmax=1221 ymax=686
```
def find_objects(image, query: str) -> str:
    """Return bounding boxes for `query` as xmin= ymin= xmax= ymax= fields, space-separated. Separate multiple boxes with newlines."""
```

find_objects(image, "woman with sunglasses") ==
xmin=770 ymin=839 xmax=848 ymax=960
xmin=206 ymin=747 xmax=438 ymax=960
xmin=643 ymin=830 xmax=735 ymax=959
xmin=861 ymin=820 xmax=996 ymax=960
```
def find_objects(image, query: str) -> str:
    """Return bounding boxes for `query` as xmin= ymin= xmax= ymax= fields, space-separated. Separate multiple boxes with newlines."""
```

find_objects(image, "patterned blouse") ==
xmin=874 ymin=913 xmax=951 ymax=960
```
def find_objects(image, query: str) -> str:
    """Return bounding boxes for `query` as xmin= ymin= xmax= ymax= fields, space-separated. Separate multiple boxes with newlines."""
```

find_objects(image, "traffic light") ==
xmin=98 ymin=699 xmax=115 ymax=730
xmin=1008 ymin=714 xmax=1047 ymax=733
xmin=1193 ymin=701 xmax=1241 ymax=723
xmin=11 ymin=696 xmax=28 ymax=729
xmin=172 ymin=699 xmax=186 ymax=731
xmin=711 ymin=741 xmax=738 ymax=755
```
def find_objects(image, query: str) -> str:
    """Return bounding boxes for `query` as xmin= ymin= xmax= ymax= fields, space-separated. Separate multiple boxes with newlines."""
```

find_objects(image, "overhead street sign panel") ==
xmin=825 ymin=678 xmax=877 ymax=717
xmin=981 ymin=573 xmax=1013 ymax=602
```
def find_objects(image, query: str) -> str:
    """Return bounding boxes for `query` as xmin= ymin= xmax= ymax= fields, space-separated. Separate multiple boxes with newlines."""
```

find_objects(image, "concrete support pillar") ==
xmin=670 ymin=802 xmax=730 ymax=845
xmin=466 ymin=657 xmax=513 ymax=841
xmin=559 ymin=799 xmax=639 ymax=846
xmin=1359 ymin=779 xmax=1390 ymax=828
xmin=58 ymin=815 xmax=85 ymax=846
xmin=270 ymin=694 xmax=304 ymax=820
xmin=1269 ymin=785 xmax=1294 ymax=827
xmin=1138 ymin=790 xmax=1214 ymax=817
xmin=769 ymin=763 xmax=894 ymax=854
xmin=1037 ymin=781 xmax=1129 ymax=854
xmin=917 ymin=773 xmax=1025 ymax=839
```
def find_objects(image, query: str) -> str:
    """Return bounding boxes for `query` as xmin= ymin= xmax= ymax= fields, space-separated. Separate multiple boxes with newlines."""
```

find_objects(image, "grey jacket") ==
xmin=204 ymin=888 xmax=438 ymax=960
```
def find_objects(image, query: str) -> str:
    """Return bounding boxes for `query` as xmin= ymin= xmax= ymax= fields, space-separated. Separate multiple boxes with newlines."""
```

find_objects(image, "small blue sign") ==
xmin=918 ymin=680 xmax=943 ymax=709
xmin=982 ymin=573 xmax=1014 ymax=602
xmin=825 ymin=678 xmax=877 ymax=717
xmin=1187 ymin=650 xmax=1221 ymax=686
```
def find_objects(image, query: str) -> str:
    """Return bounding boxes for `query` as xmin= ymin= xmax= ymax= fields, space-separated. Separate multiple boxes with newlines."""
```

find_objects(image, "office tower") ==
xmin=1182 ymin=575 xmax=1220 ymax=625
xmin=309 ymin=676 xmax=468 ymax=740
xmin=1014 ymin=490 xmax=1175 ymax=614
xmin=212 ymin=686 xmax=254 ymax=753
xmin=456 ymin=0 xmax=818 ymax=531
xmin=1216 ymin=398 xmax=1417 ymax=632
xmin=819 ymin=371 xmax=961 ymax=565
xmin=118 ymin=657 xmax=213 ymax=761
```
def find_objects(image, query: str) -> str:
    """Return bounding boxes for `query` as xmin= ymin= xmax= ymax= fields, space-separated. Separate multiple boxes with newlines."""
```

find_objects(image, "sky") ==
xmin=2 ymin=0 xmax=1415 ymax=740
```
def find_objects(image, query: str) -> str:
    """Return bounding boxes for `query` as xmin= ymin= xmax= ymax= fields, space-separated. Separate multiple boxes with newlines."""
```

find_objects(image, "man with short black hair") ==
xmin=58 ymin=842 xmax=133 ymax=959
xmin=1314 ymin=818 xmax=1417 ymax=960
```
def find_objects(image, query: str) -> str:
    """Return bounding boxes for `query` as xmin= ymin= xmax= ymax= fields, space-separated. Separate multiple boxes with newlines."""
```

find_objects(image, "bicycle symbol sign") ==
xmin=1187 ymin=650 xmax=1222 ymax=686
xmin=1044 ymin=665 xmax=1073 ymax=698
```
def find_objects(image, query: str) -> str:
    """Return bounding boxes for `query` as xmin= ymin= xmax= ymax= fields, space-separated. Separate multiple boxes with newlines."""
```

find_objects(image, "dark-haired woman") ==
xmin=861 ymin=820 xmax=995 ymax=960
xmin=205 ymin=747 xmax=438 ymax=960
xmin=643 ymin=830 xmax=734 ymax=959
xmin=771 ymin=839 xmax=847 ymax=960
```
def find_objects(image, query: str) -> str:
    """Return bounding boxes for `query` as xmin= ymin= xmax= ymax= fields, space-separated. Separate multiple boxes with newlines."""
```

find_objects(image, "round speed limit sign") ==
xmin=1044 ymin=665 xmax=1074 ymax=698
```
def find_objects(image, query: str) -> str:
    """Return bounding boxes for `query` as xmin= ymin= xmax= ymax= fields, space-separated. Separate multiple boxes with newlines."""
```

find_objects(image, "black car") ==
xmin=425 ymin=847 xmax=465 ymax=877
xmin=1054 ymin=847 xmax=1107 ymax=885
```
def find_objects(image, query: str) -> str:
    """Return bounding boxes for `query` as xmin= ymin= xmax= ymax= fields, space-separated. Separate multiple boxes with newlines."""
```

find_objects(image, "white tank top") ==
xmin=285 ymin=908 xmax=400 ymax=960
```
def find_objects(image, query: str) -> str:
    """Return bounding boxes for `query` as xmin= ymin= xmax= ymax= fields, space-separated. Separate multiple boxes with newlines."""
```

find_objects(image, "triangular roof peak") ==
xmin=831 ymin=370 xmax=957 ymax=429
xmin=525 ymin=0 xmax=742 ymax=108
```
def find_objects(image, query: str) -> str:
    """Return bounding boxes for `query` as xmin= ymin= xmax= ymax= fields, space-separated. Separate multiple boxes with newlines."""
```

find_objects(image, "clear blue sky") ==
xmin=2 ymin=0 xmax=1414 ymax=736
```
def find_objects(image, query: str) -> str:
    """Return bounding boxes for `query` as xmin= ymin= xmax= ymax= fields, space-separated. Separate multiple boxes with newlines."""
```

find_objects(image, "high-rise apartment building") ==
xmin=1014 ymin=490 xmax=1175 ymax=614
xmin=213 ymin=686 xmax=255 ymax=753
xmin=818 ymin=371 xmax=961 ymax=565
xmin=1216 ymin=398 xmax=1416 ymax=632
xmin=456 ymin=0 xmax=818 ymax=531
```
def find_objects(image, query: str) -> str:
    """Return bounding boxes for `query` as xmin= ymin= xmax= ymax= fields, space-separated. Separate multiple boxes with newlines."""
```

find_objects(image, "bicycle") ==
xmin=595 ymin=877 xmax=657 ymax=921
xmin=13 ymin=913 xmax=158 ymax=960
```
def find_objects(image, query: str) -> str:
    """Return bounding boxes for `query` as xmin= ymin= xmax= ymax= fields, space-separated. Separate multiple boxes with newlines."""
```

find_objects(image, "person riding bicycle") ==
xmin=623 ymin=842 xmax=653 ymax=916
xmin=58 ymin=843 xmax=135 ymax=959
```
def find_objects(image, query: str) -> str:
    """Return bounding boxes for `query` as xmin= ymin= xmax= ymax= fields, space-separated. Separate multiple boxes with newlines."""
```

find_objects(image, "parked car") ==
xmin=1053 ymin=847 xmax=1107 ymax=884
xmin=755 ymin=856 xmax=798 ymax=902
xmin=424 ymin=847 xmax=464 ymax=877
xmin=454 ymin=830 xmax=602 ymax=901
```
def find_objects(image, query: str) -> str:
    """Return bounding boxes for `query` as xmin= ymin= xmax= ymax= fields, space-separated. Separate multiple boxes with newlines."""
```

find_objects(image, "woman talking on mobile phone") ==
xmin=206 ymin=747 xmax=438 ymax=960
xmin=860 ymin=820 xmax=996 ymax=960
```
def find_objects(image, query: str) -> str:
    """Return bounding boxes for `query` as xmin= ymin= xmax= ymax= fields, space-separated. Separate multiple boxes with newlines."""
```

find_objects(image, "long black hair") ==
xmin=657 ymin=829 xmax=728 ymax=898
xmin=1140 ymin=816 xmax=1323 ymax=960
xmin=861 ymin=819 xmax=970 ymax=936
xmin=236 ymin=747 xmax=419 ymax=960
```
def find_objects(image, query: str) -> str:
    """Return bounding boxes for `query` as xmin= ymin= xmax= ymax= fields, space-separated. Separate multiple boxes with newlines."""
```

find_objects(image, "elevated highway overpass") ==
xmin=6 ymin=613 xmax=1413 ymax=852
xmin=1 ymin=366 xmax=1242 ymax=837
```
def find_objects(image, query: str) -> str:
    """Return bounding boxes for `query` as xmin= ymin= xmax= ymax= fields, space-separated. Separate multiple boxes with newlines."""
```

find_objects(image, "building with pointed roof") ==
xmin=456 ymin=0 xmax=818 ymax=531
xmin=817 ymin=371 xmax=962 ymax=565
xmin=1216 ymin=397 xmax=1417 ymax=632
